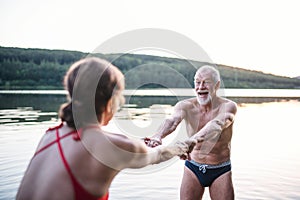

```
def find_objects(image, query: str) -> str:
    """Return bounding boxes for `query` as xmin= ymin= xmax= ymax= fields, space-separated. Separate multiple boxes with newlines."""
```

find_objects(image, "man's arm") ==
xmin=145 ymin=101 xmax=187 ymax=147
xmin=191 ymin=101 xmax=237 ymax=141
xmin=114 ymin=137 xmax=197 ymax=169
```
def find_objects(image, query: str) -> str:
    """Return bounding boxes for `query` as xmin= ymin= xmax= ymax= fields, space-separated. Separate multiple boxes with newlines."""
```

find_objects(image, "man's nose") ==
xmin=195 ymin=82 xmax=204 ymax=91
xmin=199 ymin=82 xmax=206 ymax=88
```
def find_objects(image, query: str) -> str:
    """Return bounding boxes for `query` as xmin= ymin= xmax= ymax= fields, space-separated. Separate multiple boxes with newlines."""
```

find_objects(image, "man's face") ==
xmin=194 ymin=70 xmax=217 ymax=105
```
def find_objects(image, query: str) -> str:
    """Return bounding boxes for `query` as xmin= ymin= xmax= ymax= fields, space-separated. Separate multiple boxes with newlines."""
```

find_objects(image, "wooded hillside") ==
xmin=1 ymin=46 xmax=299 ymax=89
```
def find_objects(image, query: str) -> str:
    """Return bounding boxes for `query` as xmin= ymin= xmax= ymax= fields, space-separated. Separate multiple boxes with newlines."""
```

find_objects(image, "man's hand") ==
xmin=143 ymin=137 xmax=162 ymax=147
xmin=179 ymin=137 xmax=204 ymax=160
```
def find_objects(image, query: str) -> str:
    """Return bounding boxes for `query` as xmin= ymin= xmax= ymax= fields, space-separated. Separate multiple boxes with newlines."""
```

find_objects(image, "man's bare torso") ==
xmin=182 ymin=97 xmax=233 ymax=165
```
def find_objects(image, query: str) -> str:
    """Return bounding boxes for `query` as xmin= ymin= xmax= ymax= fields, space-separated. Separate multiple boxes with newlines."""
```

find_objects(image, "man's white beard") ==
xmin=197 ymin=94 xmax=212 ymax=105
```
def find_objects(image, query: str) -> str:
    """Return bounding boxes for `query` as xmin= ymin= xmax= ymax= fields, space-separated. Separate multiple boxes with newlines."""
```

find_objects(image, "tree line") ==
xmin=0 ymin=46 xmax=300 ymax=89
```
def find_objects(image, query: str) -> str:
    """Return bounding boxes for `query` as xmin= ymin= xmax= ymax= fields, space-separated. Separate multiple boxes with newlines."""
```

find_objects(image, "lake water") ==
xmin=0 ymin=90 xmax=300 ymax=199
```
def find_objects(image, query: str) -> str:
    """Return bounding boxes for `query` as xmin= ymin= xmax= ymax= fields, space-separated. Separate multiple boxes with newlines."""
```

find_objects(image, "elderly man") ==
xmin=146 ymin=65 xmax=237 ymax=200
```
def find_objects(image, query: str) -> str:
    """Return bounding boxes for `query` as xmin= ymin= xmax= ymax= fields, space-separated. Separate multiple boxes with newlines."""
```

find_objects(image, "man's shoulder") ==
xmin=172 ymin=98 xmax=197 ymax=111
xmin=219 ymin=97 xmax=238 ymax=113
xmin=220 ymin=97 xmax=237 ymax=106
xmin=177 ymin=97 xmax=197 ymax=107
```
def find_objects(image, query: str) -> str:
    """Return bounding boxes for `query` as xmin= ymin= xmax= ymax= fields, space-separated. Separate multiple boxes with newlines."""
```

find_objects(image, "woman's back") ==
xmin=17 ymin=123 xmax=116 ymax=200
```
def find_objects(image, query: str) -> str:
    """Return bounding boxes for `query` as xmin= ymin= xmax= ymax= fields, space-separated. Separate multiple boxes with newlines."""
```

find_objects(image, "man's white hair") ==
xmin=195 ymin=65 xmax=220 ymax=83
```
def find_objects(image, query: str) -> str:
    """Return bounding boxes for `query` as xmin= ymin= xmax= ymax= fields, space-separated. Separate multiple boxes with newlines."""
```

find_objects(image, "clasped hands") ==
xmin=143 ymin=136 xmax=203 ymax=160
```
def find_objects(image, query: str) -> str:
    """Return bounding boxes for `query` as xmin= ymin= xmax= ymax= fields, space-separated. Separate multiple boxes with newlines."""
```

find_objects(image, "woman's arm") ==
xmin=118 ymin=137 xmax=196 ymax=169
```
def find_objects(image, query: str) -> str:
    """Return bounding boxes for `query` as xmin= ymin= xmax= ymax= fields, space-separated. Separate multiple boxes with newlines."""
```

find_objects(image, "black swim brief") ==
xmin=185 ymin=160 xmax=231 ymax=187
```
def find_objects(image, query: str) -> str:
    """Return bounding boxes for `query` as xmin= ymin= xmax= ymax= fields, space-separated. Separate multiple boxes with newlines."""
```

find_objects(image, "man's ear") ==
xmin=215 ymin=81 xmax=220 ymax=90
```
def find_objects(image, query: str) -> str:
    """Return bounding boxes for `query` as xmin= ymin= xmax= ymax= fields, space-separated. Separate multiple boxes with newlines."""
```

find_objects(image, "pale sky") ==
xmin=1 ymin=0 xmax=299 ymax=78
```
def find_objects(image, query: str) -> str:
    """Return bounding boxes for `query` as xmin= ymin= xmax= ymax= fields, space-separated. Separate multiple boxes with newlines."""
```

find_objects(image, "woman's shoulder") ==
xmin=84 ymin=128 xmax=146 ymax=154
xmin=107 ymin=132 xmax=147 ymax=154
xmin=85 ymin=129 xmax=148 ymax=170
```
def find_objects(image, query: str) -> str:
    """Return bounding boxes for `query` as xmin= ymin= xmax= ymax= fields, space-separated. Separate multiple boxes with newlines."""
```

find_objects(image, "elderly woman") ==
xmin=16 ymin=57 xmax=195 ymax=200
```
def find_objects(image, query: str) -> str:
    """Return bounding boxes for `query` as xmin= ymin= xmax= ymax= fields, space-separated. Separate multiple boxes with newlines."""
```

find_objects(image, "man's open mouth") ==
xmin=198 ymin=91 xmax=209 ymax=96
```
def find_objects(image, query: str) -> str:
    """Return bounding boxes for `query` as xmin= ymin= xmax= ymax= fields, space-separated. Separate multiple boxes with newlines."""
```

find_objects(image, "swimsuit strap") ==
xmin=189 ymin=160 xmax=231 ymax=174
xmin=33 ymin=123 xmax=107 ymax=200
xmin=34 ymin=123 xmax=101 ymax=155
xmin=34 ymin=123 xmax=76 ymax=156
xmin=56 ymin=127 xmax=101 ymax=200
xmin=73 ymin=125 xmax=101 ymax=141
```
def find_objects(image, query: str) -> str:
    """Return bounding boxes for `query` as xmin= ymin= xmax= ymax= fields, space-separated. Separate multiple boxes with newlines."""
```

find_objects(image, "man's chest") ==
xmin=186 ymin=109 xmax=218 ymax=132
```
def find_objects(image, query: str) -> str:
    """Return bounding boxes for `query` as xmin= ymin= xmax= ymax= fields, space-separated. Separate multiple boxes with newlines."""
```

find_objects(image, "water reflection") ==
xmin=0 ymin=94 xmax=65 ymax=111
xmin=0 ymin=94 xmax=180 ymax=124
xmin=0 ymin=107 xmax=57 ymax=124
xmin=0 ymin=92 xmax=298 ymax=125
xmin=0 ymin=93 xmax=300 ymax=199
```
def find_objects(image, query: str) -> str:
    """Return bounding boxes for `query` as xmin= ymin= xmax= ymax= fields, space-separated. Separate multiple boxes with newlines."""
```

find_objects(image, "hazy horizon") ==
xmin=1 ymin=0 xmax=299 ymax=78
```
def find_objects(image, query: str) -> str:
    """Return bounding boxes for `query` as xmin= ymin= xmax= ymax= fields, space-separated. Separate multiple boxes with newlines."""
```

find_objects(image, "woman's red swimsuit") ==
xmin=34 ymin=123 xmax=108 ymax=200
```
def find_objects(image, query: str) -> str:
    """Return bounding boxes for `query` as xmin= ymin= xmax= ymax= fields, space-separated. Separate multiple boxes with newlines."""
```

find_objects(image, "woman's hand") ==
xmin=143 ymin=137 xmax=162 ymax=147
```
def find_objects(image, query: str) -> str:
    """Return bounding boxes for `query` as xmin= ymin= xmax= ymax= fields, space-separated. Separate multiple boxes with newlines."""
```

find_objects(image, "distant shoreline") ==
xmin=1 ymin=88 xmax=300 ymax=98
xmin=1 ymin=47 xmax=300 ymax=90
